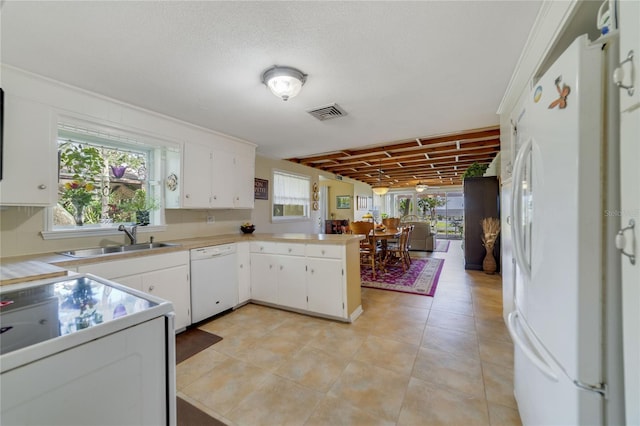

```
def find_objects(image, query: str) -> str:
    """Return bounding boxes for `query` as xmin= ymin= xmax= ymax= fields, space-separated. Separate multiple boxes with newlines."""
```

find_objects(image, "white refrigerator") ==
xmin=508 ymin=34 xmax=623 ymax=425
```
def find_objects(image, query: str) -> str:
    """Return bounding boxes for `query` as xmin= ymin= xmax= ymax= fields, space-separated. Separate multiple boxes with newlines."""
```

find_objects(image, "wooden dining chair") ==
xmin=387 ymin=226 xmax=411 ymax=271
xmin=403 ymin=224 xmax=414 ymax=266
xmin=350 ymin=221 xmax=378 ymax=278
xmin=382 ymin=217 xmax=401 ymax=232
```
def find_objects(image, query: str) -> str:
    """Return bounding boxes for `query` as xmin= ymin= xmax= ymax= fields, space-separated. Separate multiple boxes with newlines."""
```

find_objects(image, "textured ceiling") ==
xmin=1 ymin=1 xmax=541 ymax=172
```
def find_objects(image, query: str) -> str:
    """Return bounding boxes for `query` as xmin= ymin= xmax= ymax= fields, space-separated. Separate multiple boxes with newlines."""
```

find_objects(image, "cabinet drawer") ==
xmin=77 ymin=251 xmax=189 ymax=279
xmin=306 ymin=244 xmax=342 ymax=259
xmin=275 ymin=243 xmax=305 ymax=256
xmin=250 ymin=241 xmax=279 ymax=254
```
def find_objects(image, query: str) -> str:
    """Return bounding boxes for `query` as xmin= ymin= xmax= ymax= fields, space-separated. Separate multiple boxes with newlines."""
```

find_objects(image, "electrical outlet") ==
xmin=207 ymin=215 xmax=215 ymax=224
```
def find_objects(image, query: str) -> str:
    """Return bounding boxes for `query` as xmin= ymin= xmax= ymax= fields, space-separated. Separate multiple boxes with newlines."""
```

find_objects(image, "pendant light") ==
xmin=372 ymin=160 xmax=389 ymax=196
xmin=261 ymin=65 xmax=307 ymax=101
xmin=415 ymin=182 xmax=428 ymax=192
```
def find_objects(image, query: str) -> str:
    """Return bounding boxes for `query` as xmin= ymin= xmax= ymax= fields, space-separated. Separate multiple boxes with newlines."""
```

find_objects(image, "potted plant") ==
xmin=462 ymin=162 xmax=489 ymax=180
xmin=59 ymin=143 xmax=103 ymax=225
xmin=127 ymin=189 xmax=159 ymax=226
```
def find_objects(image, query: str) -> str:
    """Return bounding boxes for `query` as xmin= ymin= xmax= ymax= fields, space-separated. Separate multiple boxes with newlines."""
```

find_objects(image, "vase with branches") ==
xmin=481 ymin=217 xmax=501 ymax=274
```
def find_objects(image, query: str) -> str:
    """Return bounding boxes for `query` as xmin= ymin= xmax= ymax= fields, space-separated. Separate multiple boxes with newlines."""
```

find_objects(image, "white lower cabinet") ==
xmin=236 ymin=241 xmax=251 ymax=305
xmin=142 ymin=265 xmax=190 ymax=331
xmin=307 ymin=257 xmax=344 ymax=318
xmin=249 ymin=242 xmax=348 ymax=320
xmin=249 ymin=253 xmax=279 ymax=304
xmin=277 ymin=256 xmax=307 ymax=311
xmin=77 ymin=251 xmax=191 ymax=332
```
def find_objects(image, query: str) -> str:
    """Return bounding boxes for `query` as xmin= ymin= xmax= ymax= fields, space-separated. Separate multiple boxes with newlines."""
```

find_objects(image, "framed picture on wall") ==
xmin=254 ymin=178 xmax=268 ymax=200
xmin=336 ymin=195 xmax=351 ymax=209
xmin=357 ymin=196 xmax=368 ymax=210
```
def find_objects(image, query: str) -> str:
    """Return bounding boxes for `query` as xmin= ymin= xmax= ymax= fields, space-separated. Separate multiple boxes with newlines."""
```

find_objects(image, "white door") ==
xmin=250 ymin=253 xmax=278 ymax=304
xmin=500 ymin=181 xmax=515 ymax=322
xmin=617 ymin=0 xmax=640 ymax=422
xmin=277 ymin=256 xmax=307 ymax=311
xmin=237 ymin=242 xmax=251 ymax=305
xmin=182 ymin=143 xmax=212 ymax=208
xmin=143 ymin=265 xmax=191 ymax=331
xmin=307 ymin=258 xmax=344 ymax=318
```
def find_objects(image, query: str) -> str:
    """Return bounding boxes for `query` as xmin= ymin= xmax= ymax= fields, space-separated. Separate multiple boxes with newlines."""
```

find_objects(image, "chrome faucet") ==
xmin=118 ymin=224 xmax=138 ymax=245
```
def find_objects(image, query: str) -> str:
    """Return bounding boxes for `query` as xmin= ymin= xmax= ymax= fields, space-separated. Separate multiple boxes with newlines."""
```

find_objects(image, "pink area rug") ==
xmin=361 ymin=258 xmax=444 ymax=297
xmin=433 ymin=240 xmax=450 ymax=252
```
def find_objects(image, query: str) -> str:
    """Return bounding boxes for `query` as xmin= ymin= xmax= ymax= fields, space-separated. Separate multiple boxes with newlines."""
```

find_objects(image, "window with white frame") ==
xmin=50 ymin=123 xmax=165 ymax=232
xmin=272 ymin=170 xmax=310 ymax=221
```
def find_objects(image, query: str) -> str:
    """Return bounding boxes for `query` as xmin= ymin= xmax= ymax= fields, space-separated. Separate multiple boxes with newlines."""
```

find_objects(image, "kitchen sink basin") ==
xmin=59 ymin=242 xmax=181 ymax=258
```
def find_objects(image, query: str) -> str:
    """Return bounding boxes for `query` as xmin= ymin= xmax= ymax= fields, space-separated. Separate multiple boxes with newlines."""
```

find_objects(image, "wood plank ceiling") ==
xmin=286 ymin=126 xmax=500 ymax=190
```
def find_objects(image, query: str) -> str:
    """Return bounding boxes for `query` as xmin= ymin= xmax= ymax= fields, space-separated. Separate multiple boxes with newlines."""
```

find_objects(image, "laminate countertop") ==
xmin=0 ymin=233 xmax=363 ymax=285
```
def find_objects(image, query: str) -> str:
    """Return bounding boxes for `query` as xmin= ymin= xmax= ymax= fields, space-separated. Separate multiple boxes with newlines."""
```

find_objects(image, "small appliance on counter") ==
xmin=0 ymin=274 xmax=177 ymax=425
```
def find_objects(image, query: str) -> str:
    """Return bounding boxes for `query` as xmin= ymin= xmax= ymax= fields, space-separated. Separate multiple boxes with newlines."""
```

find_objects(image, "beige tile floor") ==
xmin=177 ymin=240 xmax=521 ymax=426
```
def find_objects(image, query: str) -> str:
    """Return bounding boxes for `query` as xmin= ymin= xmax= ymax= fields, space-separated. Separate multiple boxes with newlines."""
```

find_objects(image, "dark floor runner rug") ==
xmin=176 ymin=328 xmax=223 ymax=364
xmin=177 ymin=397 xmax=227 ymax=426
xmin=176 ymin=329 xmax=225 ymax=425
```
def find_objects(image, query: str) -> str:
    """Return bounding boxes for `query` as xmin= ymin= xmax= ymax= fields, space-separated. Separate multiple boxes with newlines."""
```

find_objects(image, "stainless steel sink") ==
xmin=59 ymin=242 xmax=181 ymax=258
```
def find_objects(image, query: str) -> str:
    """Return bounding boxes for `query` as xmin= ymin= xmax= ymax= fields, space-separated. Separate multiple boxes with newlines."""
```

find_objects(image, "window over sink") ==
xmin=42 ymin=121 xmax=178 ymax=239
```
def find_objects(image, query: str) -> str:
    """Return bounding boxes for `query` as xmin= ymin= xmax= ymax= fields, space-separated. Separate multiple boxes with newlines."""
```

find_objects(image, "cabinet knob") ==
xmin=240 ymin=264 xmax=243 ymax=269
xmin=213 ymin=195 xmax=217 ymax=200
xmin=185 ymin=194 xmax=190 ymax=199
xmin=321 ymin=250 xmax=325 ymax=255
xmin=38 ymin=184 xmax=47 ymax=190
xmin=310 ymin=269 xmax=315 ymax=274
xmin=148 ymin=285 xmax=155 ymax=291
xmin=288 ymin=248 xmax=292 ymax=253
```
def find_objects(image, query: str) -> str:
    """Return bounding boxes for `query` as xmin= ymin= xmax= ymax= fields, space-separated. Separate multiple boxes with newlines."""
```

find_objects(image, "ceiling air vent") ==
xmin=307 ymin=103 xmax=347 ymax=121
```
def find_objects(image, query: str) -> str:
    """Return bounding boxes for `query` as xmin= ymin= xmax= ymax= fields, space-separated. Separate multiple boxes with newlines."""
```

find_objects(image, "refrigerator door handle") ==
xmin=507 ymin=311 xmax=559 ymax=382
xmin=511 ymin=137 xmax=533 ymax=277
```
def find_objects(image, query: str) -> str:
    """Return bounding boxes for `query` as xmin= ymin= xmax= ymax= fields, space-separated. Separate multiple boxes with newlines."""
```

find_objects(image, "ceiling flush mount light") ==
xmin=261 ymin=65 xmax=307 ymax=101
xmin=372 ymin=160 xmax=389 ymax=196
xmin=415 ymin=182 xmax=428 ymax=192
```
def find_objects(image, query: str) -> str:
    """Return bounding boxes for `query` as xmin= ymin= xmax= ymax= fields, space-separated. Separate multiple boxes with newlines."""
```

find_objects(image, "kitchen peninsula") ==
xmin=1 ymin=233 xmax=365 ymax=327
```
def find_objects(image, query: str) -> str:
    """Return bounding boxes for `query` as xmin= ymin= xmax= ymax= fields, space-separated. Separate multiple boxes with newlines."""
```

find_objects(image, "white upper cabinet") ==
xmin=0 ymin=94 xmax=57 ymax=206
xmin=181 ymin=139 xmax=255 ymax=209
xmin=182 ymin=143 xmax=213 ymax=208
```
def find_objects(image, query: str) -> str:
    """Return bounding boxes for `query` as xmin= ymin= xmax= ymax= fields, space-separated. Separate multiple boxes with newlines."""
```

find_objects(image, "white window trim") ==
xmin=45 ymin=115 xmax=181 ymax=235
xmin=41 ymin=225 xmax=167 ymax=240
xmin=271 ymin=169 xmax=311 ymax=223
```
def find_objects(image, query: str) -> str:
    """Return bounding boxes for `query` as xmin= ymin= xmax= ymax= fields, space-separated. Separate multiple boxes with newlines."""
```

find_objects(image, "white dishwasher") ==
xmin=190 ymin=244 xmax=238 ymax=323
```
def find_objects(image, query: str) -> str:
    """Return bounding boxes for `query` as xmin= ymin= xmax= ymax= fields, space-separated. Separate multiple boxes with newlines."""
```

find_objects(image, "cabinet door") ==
xmin=307 ymin=258 xmax=344 ymax=318
xmin=619 ymin=0 xmax=640 ymax=112
xmin=250 ymin=253 xmax=278 ymax=304
xmin=237 ymin=242 xmax=251 ymax=304
xmin=182 ymin=142 xmax=212 ymax=208
xmin=0 ymin=95 xmax=57 ymax=206
xmin=619 ymin=1 xmax=640 ymax=422
xmin=143 ymin=265 xmax=191 ymax=332
xmin=210 ymin=149 xmax=235 ymax=208
xmin=110 ymin=274 xmax=144 ymax=292
xmin=233 ymin=151 xmax=255 ymax=209
xmin=277 ymin=256 xmax=307 ymax=311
